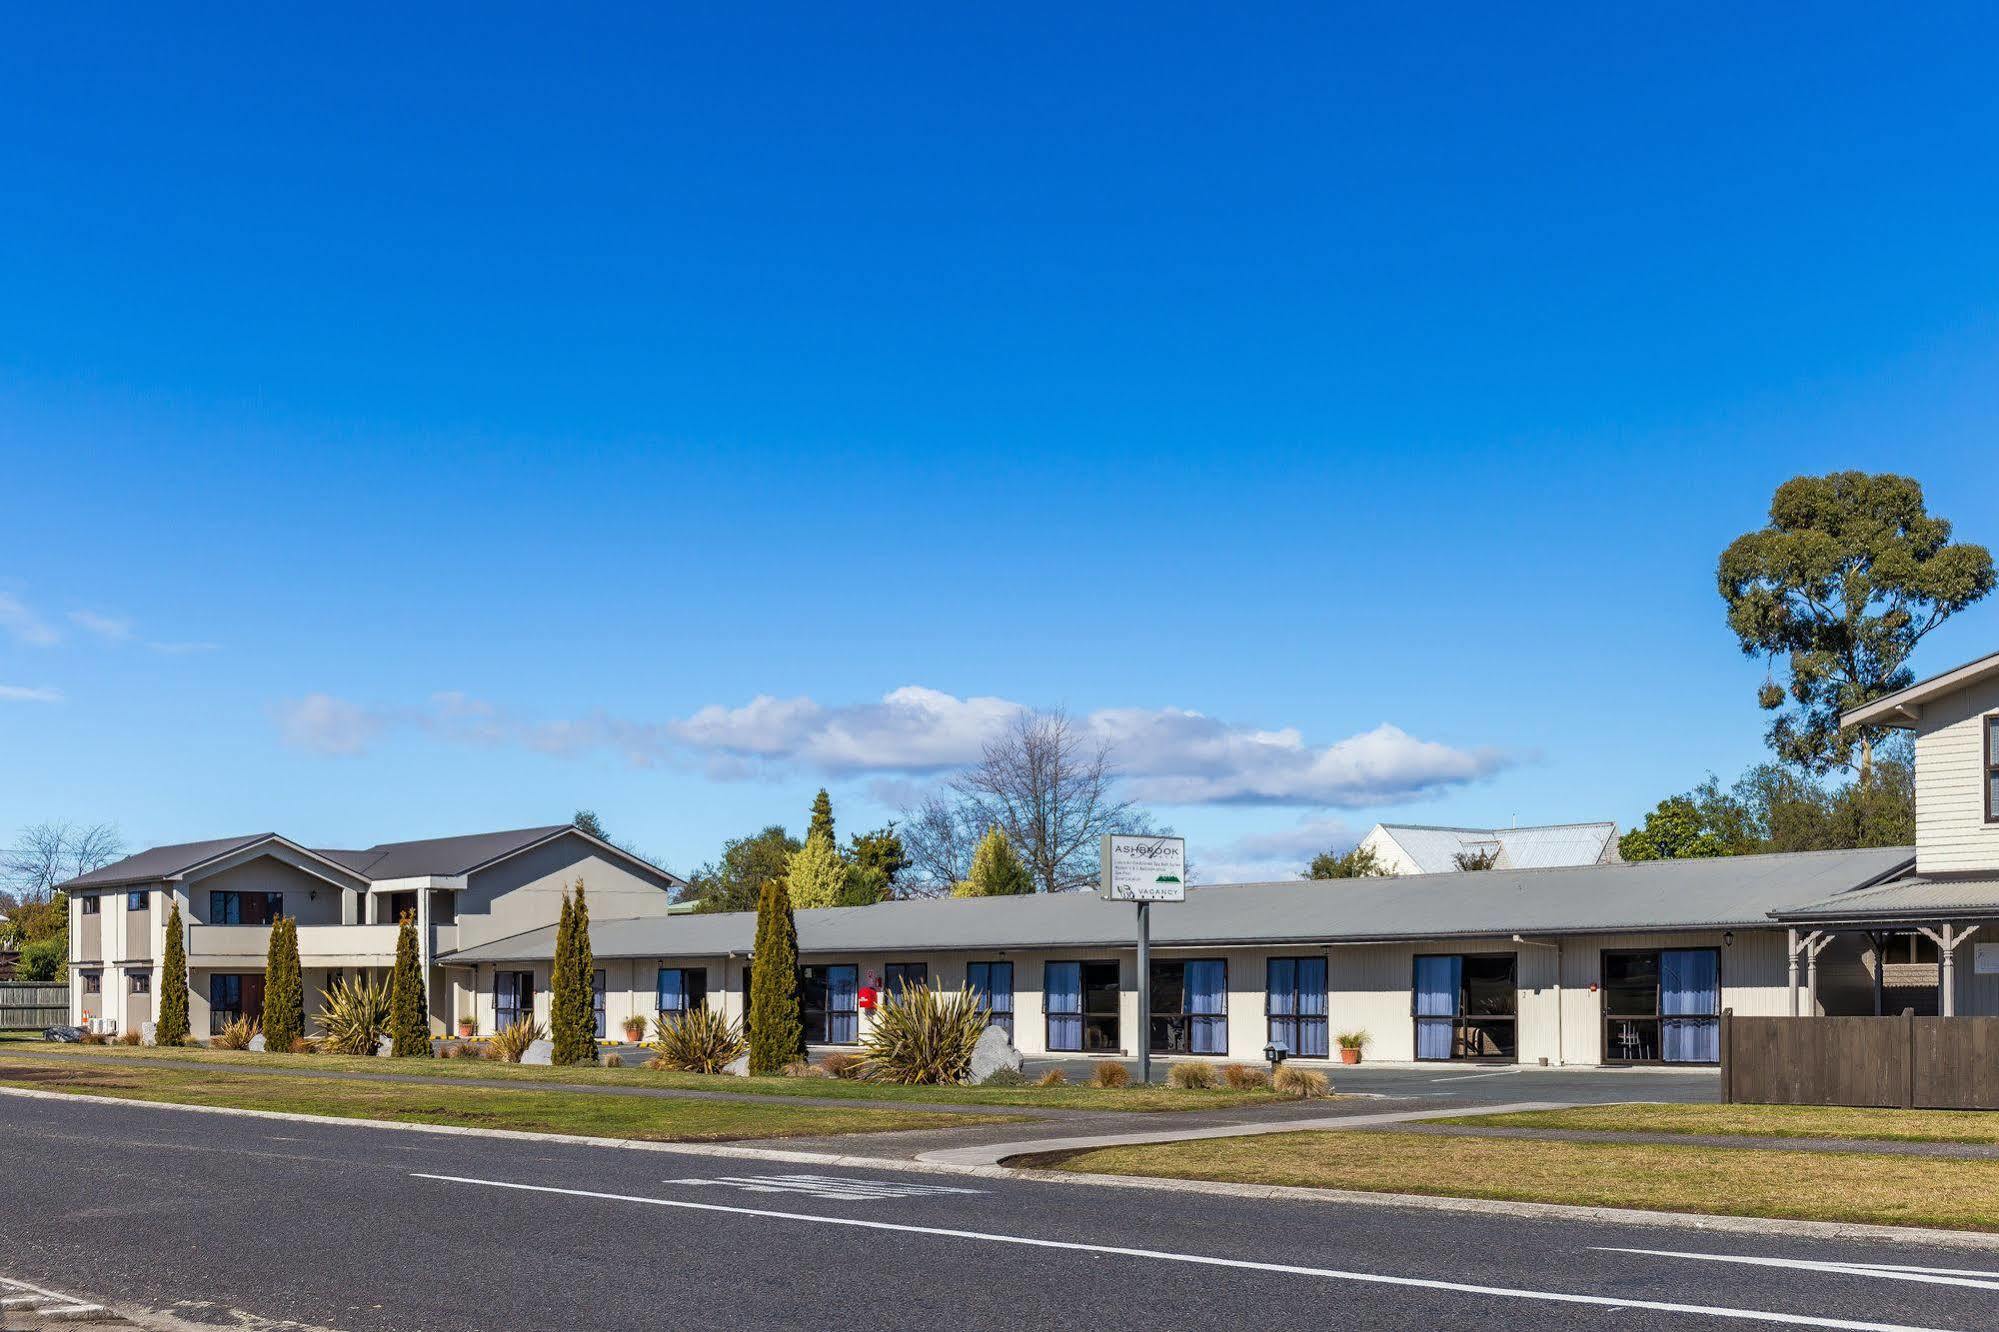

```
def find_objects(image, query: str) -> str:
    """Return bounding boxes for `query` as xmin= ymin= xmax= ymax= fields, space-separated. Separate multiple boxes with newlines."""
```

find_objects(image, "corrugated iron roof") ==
xmin=1375 ymin=821 xmax=1617 ymax=873
xmin=1772 ymin=875 xmax=1999 ymax=922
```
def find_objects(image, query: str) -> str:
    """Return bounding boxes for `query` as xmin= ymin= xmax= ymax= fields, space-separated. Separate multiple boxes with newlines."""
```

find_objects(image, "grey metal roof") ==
xmin=61 ymin=835 xmax=276 ymax=890
xmin=1374 ymin=822 xmax=1617 ymax=873
xmin=1772 ymin=875 xmax=1999 ymax=923
xmin=316 ymin=826 xmax=575 ymax=879
xmin=445 ymin=845 xmax=1915 ymax=963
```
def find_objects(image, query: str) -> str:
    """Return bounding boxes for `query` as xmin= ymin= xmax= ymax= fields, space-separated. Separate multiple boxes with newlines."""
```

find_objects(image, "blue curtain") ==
xmin=828 ymin=965 xmax=859 ymax=1044
xmin=1297 ymin=957 xmax=1328 ymax=1057
xmin=1045 ymin=961 xmax=1082 ymax=1051
xmin=1414 ymin=955 xmax=1460 ymax=1060
xmin=657 ymin=967 xmax=684 ymax=1015
xmin=1187 ymin=959 xmax=1227 ymax=1054
xmin=1661 ymin=949 xmax=1720 ymax=1063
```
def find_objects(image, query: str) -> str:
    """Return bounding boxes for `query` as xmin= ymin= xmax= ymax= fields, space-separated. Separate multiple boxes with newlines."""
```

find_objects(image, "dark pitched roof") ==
xmin=309 ymin=826 xmax=575 ymax=879
xmin=61 ymin=835 xmax=275 ymax=890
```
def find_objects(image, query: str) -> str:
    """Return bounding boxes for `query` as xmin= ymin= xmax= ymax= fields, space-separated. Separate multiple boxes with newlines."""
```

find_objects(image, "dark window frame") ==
xmin=800 ymin=963 xmax=861 ymax=1045
xmin=208 ymin=891 xmax=284 ymax=926
xmin=883 ymin=962 xmax=929 ymax=994
xmin=1411 ymin=952 xmax=1519 ymax=1063
xmin=593 ymin=969 xmax=607 ymax=1041
xmin=82 ymin=971 xmax=102 ymax=994
xmin=1044 ymin=959 xmax=1120 ymax=1053
xmin=1265 ymin=955 xmax=1330 ymax=1059
xmin=966 ymin=961 xmax=1014 ymax=1039
xmin=1148 ymin=957 xmax=1229 ymax=1056
xmin=495 ymin=970 xmax=535 ymax=1030
xmin=80 ymin=896 xmax=101 ymax=916
xmin=1601 ymin=947 xmax=1722 ymax=1066
xmin=1985 ymin=712 xmax=1999 ymax=825
xmin=655 ymin=967 xmax=709 ymax=1020
xmin=126 ymin=890 xmax=149 ymax=912
xmin=127 ymin=970 xmax=151 ymax=994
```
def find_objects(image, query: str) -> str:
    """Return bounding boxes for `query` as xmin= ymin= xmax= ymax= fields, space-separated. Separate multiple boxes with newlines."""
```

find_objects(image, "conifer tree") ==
xmin=806 ymin=788 xmax=836 ymax=848
xmin=157 ymin=901 xmax=190 ymax=1046
xmin=549 ymin=887 xmax=575 ymax=1041
xmin=783 ymin=832 xmax=847 ymax=910
xmin=261 ymin=915 xmax=305 ymax=1052
xmin=552 ymin=878 xmax=598 ymax=1064
xmin=952 ymin=825 xmax=1036 ymax=897
xmin=747 ymin=875 xmax=804 ymax=1073
xmin=388 ymin=910 xmax=431 ymax=1056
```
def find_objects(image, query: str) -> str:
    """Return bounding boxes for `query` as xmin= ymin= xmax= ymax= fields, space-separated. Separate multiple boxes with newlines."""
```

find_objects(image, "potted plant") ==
xmin=622 ymin=1014 xmax=648 ymax=1044
xmin=456 ymin=1016 xmax=476 ymax=1039
xmin=1336 ymin=1030 xmax=1368 ymax=1065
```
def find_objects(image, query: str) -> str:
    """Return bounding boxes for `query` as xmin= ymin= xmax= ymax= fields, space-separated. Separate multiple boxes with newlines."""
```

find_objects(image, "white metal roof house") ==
xmin=1355 ymin=821 xmax=1622 ymax=875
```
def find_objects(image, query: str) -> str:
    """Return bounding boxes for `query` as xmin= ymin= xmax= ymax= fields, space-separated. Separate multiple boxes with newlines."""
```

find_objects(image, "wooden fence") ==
xmin=0 ymin=982 xmax=70 ymax=1031
xmin=1721 ymin=1009 xmax=1999 ymax=1110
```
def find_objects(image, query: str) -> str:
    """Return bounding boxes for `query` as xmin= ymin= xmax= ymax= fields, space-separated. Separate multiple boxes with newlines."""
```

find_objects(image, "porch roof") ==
xmin=1770 ymin=875 xmax=1999 ymax=925
xmin=443 ymin=845 xmax=1915 ymax=963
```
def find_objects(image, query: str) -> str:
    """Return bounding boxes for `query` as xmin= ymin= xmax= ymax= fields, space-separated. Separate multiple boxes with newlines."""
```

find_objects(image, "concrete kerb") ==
xmin=7 ymin=1083 xmax=1999 ymax=1253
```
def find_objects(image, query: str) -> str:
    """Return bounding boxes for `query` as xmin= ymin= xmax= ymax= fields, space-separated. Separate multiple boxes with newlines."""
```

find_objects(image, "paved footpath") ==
xmin=5 ymin=1092 xmax=1998 ymax=1332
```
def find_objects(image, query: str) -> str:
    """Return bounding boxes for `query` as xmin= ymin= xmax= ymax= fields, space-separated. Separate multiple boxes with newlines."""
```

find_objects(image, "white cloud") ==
xmin=0 ymin=592 xmax=59 ymax=647
xmin=0 ymin=684 xmax=63 ymax=703
xmin=68 ymin=609 xmax=133 ymax=641
xmin=272 ymin=693 xmax=389 ymax=756
xmin=267 ymin=685 xmax=1508 ymax=810
xmin=1194 ymin=817 xmax=1358 ymax=885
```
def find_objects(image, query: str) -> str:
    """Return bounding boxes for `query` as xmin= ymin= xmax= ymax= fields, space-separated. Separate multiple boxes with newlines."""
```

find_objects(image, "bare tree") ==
xmin=3 ymin=820 xmax=126 ymax=902
xmin=896 ymin=793 xmax=985 ymax=897
xmin=915 ymin=708 xmax=1166 ymax=895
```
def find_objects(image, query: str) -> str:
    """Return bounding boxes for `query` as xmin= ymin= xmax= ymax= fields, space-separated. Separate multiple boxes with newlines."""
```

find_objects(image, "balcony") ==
xmin=186 ymin=923 xmax=400 ymax=969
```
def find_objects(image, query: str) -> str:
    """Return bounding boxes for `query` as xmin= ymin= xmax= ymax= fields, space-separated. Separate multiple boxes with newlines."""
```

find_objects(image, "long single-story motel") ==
xmin=59 ymin=649 xmax=1999 ymax=1068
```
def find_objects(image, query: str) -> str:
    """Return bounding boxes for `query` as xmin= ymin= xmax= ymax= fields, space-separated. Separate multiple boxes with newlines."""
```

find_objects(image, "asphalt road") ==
xmin=4 ymin=1093 xmax=1994 ymax=1332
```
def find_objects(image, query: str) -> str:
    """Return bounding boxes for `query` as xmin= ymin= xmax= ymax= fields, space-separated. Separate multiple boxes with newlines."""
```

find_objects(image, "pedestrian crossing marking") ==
xmin=664 ymin=1172 xmax=986 ymax=1201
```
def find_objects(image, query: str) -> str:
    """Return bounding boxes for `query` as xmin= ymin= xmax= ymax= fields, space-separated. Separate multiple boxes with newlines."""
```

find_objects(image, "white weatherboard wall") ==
xmin=1914 ymin=674 xmax=1999 ymax=875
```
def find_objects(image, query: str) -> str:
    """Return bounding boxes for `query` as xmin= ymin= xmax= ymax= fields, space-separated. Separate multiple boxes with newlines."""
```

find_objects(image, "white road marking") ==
xmin=666 ymin=1173 xmax=985 ymax=1201
xmin=1429 ymin=1069 xmax=1523 ymax=1082
xmin=0 ymin=1275 xmax=106 ymax=1318
xmin=410 ymin=1172 xmax=1959 ymax=1330
xmin=1597 ymin=1248 xmax=1999 ymax=1293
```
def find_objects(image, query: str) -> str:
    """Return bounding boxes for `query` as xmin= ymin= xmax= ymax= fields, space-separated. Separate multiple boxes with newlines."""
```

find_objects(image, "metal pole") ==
xmin=1136 ymin=901 xmax=1150 ymax=1086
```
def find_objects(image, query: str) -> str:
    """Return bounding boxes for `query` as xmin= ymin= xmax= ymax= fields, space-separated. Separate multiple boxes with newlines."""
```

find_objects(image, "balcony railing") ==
xmin=186 ymin=923 xmax=401 ymax=965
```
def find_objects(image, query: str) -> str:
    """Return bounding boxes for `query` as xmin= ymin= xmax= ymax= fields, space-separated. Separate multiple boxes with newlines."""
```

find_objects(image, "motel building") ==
xmin=60 ymin=649 xmax=1999 ymax=1069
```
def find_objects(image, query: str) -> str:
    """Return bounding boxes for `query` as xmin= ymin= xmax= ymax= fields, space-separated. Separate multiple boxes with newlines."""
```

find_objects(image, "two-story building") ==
xmin=62 ymin=824 xmax=685 ymax=1036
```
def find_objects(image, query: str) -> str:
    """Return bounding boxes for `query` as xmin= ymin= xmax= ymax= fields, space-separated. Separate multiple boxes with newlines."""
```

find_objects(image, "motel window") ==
xmin=495 ymin=971 xmax=534 ymax=1030
xmin=209 ymin=891 xmax=284 ymax=925
xmin=966 ymin=962 xmax=1014 ymax=1039
xmin=1413 ymin=954 xmax=1518 ymax=1061
xmin=1149 ymin=959 xmax=1227 ymax=1056
xmin=1045 ymin=961 xmax=1120 ymax=1053
xmin=1987 ymin=715 xmax=1999 ymax=823
xmin=82 ymin=972 xmax=102 ymax=994
xmin=656 ymin=967 xmax=708 ymax=1020
xmin=1602 ymin=948 xmax=1720 ymax=1064
xmin=127 ymin=890 xmax=149 ymax=912
xmin=883 ymin=962 xmax=928 ymax=995
xmin=801 ymin=964 xmax=859 ymax=1045
xmin=593 ymin=969 xmax=607 ymax=1041
xmin=128 ymin=971 xmax=151 ymax=994
xmin=208 ymin=973 xmax=265 ymax=1034
xmin=1266 ymin=957 xmax=1329 ymax=1059
xmin=80 ymin=896 xmax=100 ymax=915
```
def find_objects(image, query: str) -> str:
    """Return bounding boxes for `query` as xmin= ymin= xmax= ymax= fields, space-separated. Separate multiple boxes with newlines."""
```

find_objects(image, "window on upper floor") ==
xmin=127 ymin=890 xmax=149 ymax=912
xmin=79 ymin=896 xmax=100 ymax=915
xmin=1986 ymin=715 xmax=1999 ymax=824
xmin=209 ymin=891 xmax=284 ymax=925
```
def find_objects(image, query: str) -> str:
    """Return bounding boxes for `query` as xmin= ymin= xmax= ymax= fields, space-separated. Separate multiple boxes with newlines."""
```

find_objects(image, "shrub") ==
xmin=490 ymin=1018 xmax=547 ymax=1064
xmin=1336 ymin=1030 xmax=1369 ymax=1052
xmin=17 ymin=935 xmax=66 ymax=983
xmin=261 ymin=916 xmax=305 ymax=1053
xmin=855 ymin=984 xmax=989 ymax=1085
xmin=1273 ymin=1065 xmax=1331 ymax=1099
xmin=80 ymin=1029 xmax=109 ymax=1046
xmin=447 ymin=1040 xmax=486 ymax=1060
xmin=1036 ymin=1068 xmax=1069 ymax=1087
xmin=1092 ymin=1061 xmax=1130 ymax=1089
xmin=549 ymin=880 xmax=597 ymax=1066
xmin=602 ymin=1053 xmax=623 ymax=1068
xmin=288 ymin=1037 xmax=316 ymax=1055
xmin=118 ymin=1029 xmax=143 ymax=1047
xmin=1167 ymin=1061 xmax=1218 ymax=1090
xmin=316 ymin=973 xmax=392 ymax=1055
xmin=1219 ymin=1063 xmax=1269 ymax=1090
xmin=157 ymin=902 xmax=190 ymax=1046
xmin=214 ymin=1016 xmax=261 ymax=1050
xmin=980 ymin=1067 xmax=1030 ymax=1087
xmin=649 ymin=1007 xmax=746 ymax=1074
xmin=783 ymin=1059 xmax=830 ymax=1078
xmin=817 ymin=1051 xmax=864 ymax=1080
xmin=747 ymin=876 xmax=805 ymax=1074
xmin=388 ymin=911 xmax=431 ymax=1058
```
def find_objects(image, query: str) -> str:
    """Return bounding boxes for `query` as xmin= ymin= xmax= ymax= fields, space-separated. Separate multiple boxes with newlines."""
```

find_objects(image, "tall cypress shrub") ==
xmin=553 ymin=878 xmax=598 ymax=1065
xmin=807 ymin=788 xmax=836 ymax=847
xmin=549 ymin=888 xmax=577 ymax=1051
xmin=157 ymin=901 xmax=190 ymax=1046
xmin=747 ymin=874 xmax=804 ymax=1073
xmin=388 ymin=910 xmax=430 ymax=1056
xmin=261 ymin=915 xmax=304 ymax=1052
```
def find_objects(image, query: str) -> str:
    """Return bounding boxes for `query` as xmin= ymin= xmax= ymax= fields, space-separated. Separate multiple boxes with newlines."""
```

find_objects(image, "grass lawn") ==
xmin=1439 ymin=1101 xmax=1999 ymax=1145
xmin=0 ymin=1038 xmax=1280 ymax=1111
xmin=0 ymin=1055 xmax=1016 ymax=1142
xmin=1033 ymin=1129 xmax=1999 ymax=1231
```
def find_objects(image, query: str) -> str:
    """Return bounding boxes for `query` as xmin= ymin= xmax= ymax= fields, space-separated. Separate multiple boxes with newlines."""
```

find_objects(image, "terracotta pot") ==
xmin=623 ymin=1026 xmax=647 ymax=1044
xmin=456 ymin=1021 xmax=476 ymax=1038
xmin=1339 ymin=1048 xmax=1361 ymax=1065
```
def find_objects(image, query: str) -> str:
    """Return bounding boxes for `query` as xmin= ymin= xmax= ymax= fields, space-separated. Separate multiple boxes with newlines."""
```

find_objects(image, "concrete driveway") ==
xmin=1019 ymin=1056 xmax=1720 ymax=1105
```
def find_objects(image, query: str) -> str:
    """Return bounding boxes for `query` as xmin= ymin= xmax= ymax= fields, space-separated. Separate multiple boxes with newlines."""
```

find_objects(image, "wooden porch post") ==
xmin=1786 ymin=928 xmax=1800 ymax=1018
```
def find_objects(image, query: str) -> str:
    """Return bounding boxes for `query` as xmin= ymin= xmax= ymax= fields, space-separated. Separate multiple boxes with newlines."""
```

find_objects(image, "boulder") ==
xmin=247 ymin=1034 xmax=266 ymax=1053
xmin=375 ymin=1034 xmax=395 ymax=1057
xmin=43 ymin=1025 xmax=84 ymax=1043
xmin=967 ymin=1023 xmax=1024 ymax=1085
xmin=140 ymin=1021 xmax=158 ymax=1047
xmin=521 ymin=1038 xmax=555 ymax=1066
xmin=722 ymin=1054 xmax=750 ymax=1078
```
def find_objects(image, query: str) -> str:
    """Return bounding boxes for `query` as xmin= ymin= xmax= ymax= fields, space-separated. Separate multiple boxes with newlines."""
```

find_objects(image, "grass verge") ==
xmin=0 ymin=1056 xmax=1016 ymax=1142
xmin=1438 ymin=1102 xmax=1999 ymax=1145
xmin=1032 ymin=1129 xmax=1999 ymax=1231
xmin=0 ymin=1041 xmax=1280 ymax=1111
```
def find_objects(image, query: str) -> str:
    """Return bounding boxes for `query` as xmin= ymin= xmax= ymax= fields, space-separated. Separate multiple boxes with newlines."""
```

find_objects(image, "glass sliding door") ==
xmin=1080 ymin=961 xmax=1121 ymax=1052
xmin=1604 ymin=948 xmax=1720 ymax=1064
xmin=1149 ymin=959 xmax=1228 ymax=1055
xmin=656 ymin=967 xmax=708 ymax=1020
xmin=883 ymin=962 xmax=928 ymax=994
xmin=1045 ymin=962 xmax=1082 ymax=1051
xmin=592 ymin=969 xmax=607 ymax=1040
xmin=801 ymin=964 xmax=860 ymax=1044
xmin=208 ymin=973 xmax=265 ymax=1034
xmin=495 ymin=971 xmax=534 ymax=1030
xmin=967 ymin=961 xmax=1014 ymax=1039
xmin=1266 ymin=956 xmax=1329 ymax=1058
xmin=1413 ymin=954 xmax=1517 ymax=1061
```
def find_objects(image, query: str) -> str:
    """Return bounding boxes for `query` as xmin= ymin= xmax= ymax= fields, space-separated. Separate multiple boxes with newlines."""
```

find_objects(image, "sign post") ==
xmin=1099 ymin=834 xmax=1186 ymax=1086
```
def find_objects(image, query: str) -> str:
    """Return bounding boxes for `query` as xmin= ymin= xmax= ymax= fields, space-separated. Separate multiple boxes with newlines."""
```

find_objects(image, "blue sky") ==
xmin=3 ymin=6 xmax=1997 ymax=881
